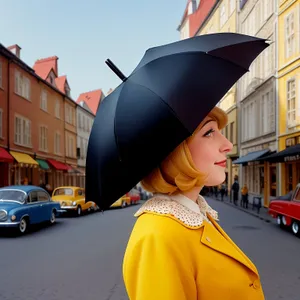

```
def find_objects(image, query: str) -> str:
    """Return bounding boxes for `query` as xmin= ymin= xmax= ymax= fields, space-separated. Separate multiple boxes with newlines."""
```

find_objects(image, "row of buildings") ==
xmin=0 ymin=44 xmax=108 ymax=190
xmin=178 ymin=0 xmax=300 ymax=206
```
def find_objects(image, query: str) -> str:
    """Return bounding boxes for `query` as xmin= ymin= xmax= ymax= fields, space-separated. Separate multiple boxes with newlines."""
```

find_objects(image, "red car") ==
xmin=268 ymin=184 xmax=300 ymax=237
xmin=127 ymin=188 xmax=141 ymax=204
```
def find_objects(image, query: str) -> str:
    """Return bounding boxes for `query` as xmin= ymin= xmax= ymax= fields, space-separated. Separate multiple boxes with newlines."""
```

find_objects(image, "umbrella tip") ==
xmin=105 ymin=59 xmax=127 ymax=82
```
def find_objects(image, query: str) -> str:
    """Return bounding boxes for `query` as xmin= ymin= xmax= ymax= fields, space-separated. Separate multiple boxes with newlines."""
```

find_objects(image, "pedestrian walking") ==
xmin=85 ymin=33 xmax=267 ymax=300
xmin=241 ymin=184 xmax=249 ymax=208
xmin=220 ymin=182 xmax=226 ymax=201
xmin=232 ymin=177 xmax=240 ymax=206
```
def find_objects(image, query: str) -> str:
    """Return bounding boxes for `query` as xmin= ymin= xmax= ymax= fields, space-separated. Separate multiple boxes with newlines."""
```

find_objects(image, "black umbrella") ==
xmin=86 ymin=33 xmax=269 ymax=209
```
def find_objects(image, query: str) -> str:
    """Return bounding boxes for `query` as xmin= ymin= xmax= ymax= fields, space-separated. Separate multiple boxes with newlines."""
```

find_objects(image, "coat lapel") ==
xmin=201 ymin=216 xmax=258 ymax=275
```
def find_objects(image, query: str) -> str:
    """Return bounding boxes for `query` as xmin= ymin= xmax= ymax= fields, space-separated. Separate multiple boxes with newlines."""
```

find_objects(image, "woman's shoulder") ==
xmin=134 ymin=195 xmax=208 ymax=230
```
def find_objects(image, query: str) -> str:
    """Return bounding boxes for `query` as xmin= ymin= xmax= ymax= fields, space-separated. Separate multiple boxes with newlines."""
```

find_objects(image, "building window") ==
xmin=220 ymin=4 xmax=226 ymax=27
xmin=77 ymin=113 xmax=81 ymax=129
xmin=0 ymin=61 xmax=2 ymax=88
xmin=229 ymin=0 xmax=235 ymax=16
xmin=65 ymin=86 xmax=71 ymax=97
xmin=40 ymin=89 xmax=48 ymax=111
xmin=0 ymin=109 xmax=2 ymax=138
xmin=285 ymin=12 xmax=295 ymax=58
xmin=84 ymin=139 xmax=88 ymax=158
xmin=15 ymin=70 xmax=30 ymax=100
xmin=54 ymin=132 xmax=61 ymax=154
xmin=39 ymin=126 xmax=48 ymax=151
xmin=287 ymin=79 xmax=296 ymax=127
xmin=14 ymin=115 xmax=32 ymax=147
xmin=264 ymin=0 xmax=273 ymax=21
xmin=230 ymin=122 xmax=234 ymax=143
xmin=80 ymin=138 xmax=84 ymax=159
xmin=55 ymin=99 xmax=60 ymax=118
xmin=65 ymin=105 xmax=74 ymax=125
xmin=66 ymin=134 xmax=75 ymax=158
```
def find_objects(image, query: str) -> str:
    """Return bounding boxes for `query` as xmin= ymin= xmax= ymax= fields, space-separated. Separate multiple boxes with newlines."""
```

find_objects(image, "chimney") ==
xmin=7 ymin=44 xmax=22 ymax=59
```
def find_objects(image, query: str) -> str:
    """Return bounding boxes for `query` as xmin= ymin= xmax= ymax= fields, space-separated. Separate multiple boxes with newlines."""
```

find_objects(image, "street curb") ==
xmin=206 ymin=197 xmax=274 ymax=224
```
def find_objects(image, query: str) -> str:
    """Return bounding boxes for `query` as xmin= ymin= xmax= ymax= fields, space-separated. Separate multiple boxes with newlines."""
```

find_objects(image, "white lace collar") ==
xmin=134 ymin=193 xmax=219 ymax=229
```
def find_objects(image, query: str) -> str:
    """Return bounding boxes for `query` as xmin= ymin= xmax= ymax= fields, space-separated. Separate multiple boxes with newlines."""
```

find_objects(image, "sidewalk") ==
xmin=205 ymin=194 xmax=274 ymax=223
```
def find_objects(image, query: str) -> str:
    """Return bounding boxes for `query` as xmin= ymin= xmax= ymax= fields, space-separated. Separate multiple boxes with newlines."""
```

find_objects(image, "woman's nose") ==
xmin=221 ymin=136 xmax=233 ymax=153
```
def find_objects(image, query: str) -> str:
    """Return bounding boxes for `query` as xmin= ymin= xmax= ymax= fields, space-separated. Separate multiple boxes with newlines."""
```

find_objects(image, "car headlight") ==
xmin=72 ymin=201 xmax=77 ymax=206
xmin=0 ymin=210 xmax=8 ymax=222
xmin=11 ymin=215 xmax=16 ymax=221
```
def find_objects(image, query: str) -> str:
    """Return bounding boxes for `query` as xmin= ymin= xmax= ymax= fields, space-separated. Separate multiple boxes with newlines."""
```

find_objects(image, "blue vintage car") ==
xmin=0 ymin=185 xmax=63 ymax=234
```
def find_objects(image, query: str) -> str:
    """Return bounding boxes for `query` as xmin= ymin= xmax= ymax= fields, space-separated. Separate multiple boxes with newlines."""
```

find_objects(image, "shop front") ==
xmin=35 ymin=158 xmax=52 ymax=188
xmin=233 ymin=148 xmax=275 ymax=207
xmin=9 ymin=151 xmax=39 ymax=185
xmin=261 ymin=139 xmax=300 ymax=195
xmin=0 ymin=147 xmax=14 ymax=187
xmin=47 ymin=159 xmax=70 ymax=190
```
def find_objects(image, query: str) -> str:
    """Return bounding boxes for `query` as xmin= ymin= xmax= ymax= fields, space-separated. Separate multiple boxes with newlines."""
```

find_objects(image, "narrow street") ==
xmin=207 ymin=197 xmax=300 ymax=300
xmin=0 ymin=199 xmax=299 ymax=300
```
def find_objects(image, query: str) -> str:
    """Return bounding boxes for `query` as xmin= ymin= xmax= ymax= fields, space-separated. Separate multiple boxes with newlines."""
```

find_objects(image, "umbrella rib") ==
xmin=131 ymin=45 xmax=265 ymax=76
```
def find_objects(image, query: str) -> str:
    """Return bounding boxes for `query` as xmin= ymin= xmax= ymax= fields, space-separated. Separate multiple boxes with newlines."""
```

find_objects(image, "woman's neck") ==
xmin=182 ymin=186 xmax=203 ymax=203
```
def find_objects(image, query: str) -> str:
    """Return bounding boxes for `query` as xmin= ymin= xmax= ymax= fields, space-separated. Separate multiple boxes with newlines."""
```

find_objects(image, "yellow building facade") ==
xmin=196 ymin=0 xmax=239 ymax=192
xmin=277 ymin=0 xmax=300 ymax=194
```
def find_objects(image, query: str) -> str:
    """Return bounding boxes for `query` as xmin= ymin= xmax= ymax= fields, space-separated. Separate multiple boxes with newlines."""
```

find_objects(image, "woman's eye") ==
xmin=203 ymin=129 xmax=215 ymax=137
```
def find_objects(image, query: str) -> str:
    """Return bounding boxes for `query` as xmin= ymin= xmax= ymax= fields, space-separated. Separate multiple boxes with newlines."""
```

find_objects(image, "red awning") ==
xmin=47 ymin=159 xmax=69 ymax=171
xmin=0 ymin=147 xmax=14 ymax=163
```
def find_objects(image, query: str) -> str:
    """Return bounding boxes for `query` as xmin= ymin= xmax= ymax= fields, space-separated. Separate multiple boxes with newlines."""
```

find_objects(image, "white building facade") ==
xmin=76 ymin=102 xmax=95 ymax=188
xmin=235 ymin=0 xmax=278 ymax=205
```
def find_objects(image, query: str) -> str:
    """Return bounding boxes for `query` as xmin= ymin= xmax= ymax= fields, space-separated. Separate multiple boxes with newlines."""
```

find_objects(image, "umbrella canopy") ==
xmin=86 ymin=33 xmax=269 ymax=209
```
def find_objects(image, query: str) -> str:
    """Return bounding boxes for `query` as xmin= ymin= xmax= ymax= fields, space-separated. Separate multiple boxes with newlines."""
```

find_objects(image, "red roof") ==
xmin=178 ymin=0 xmax=218 ymax=38
xmin=189 ymin=0 xmax=218 ymax=36
xmin=33 ymin=56 xmax=58 ymax=80
xmin=47 ymin=159 xmax=69 ymax=171
xmin=0 ymin=147 xmax=14 ymax=163
xmin=55 ymin=76 xmax=67 ymax=94
xmin=76 ymin=89 xmax=104 ymax=115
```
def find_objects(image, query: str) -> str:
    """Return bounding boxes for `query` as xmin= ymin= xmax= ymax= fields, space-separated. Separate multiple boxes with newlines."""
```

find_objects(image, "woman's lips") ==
xmin=215 ymin=159 xmax=227 ymax=167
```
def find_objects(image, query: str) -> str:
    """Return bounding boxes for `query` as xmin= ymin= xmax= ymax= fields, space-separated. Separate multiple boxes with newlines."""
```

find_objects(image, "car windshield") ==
xmin=0 ymin=190 xmax=26 ymax=203
xmin=54 ymin=188 xmax=73 ymax=196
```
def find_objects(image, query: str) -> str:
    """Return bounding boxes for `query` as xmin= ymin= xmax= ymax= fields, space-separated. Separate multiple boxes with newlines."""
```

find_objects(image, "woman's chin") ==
xmin=205 ymin=172 xmax=226 ymax=186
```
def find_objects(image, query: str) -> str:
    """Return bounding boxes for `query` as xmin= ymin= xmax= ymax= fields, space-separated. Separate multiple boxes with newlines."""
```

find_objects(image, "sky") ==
xmin=0 ymin=0 xmax=186 ymax=100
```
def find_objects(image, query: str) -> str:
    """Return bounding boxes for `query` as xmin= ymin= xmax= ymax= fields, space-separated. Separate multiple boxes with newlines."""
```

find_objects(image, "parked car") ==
xmin=110 ymin=194 xmax=132 ymax=208
xmin=110 ymin=188 xmax=141 ymax=209
xmin=128 ymin=188 xmax=141 ymax=204
xmin=0 ymin=185 xmax=62 ymax=234
xmin=52 ymin=186 xmax=99 ymax=216
xmin=268 ymin=184 xmax=300 ymax=237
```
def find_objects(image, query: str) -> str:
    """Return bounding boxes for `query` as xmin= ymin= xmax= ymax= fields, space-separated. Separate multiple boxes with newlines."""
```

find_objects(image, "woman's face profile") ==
xmin=187 ymin=117 xmax=233 ymax=186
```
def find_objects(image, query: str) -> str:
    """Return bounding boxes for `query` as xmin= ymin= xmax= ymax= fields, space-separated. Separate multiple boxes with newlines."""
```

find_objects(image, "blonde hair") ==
xmin=141 ymin=107 xmax=228 ymax=195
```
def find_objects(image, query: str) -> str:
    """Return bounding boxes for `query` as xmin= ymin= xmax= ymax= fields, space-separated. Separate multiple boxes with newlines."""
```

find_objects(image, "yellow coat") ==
xmin=123 ymin=196 xmax=264 ymax=300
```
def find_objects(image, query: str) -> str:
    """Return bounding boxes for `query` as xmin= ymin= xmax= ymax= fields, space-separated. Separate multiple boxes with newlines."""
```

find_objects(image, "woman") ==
xmin=123 ymin=106 xmax=265 ymax=299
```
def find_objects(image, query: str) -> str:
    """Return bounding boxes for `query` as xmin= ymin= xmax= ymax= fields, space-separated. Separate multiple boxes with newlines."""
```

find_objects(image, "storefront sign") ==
xmin=240 ymin=0 xmax=248 ymax=9
xmin=284 ymin=154 xmax=300 ymax=162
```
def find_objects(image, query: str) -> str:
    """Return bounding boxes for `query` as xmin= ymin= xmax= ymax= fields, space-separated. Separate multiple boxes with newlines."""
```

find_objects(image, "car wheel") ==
xmin=77 ymin=206 xmax=82 ymax=216
xmin=291 ymin=221 xmax=300 ymax=237
xmin=50 ymin=210 xmax=56 ymax=224
xmin=18 ymin=217 xmax=28 ymax=234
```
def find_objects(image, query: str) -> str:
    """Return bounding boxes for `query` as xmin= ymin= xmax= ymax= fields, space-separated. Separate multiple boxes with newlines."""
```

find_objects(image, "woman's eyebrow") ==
xmin=201 ymin=119 xmax=214 ymax=128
